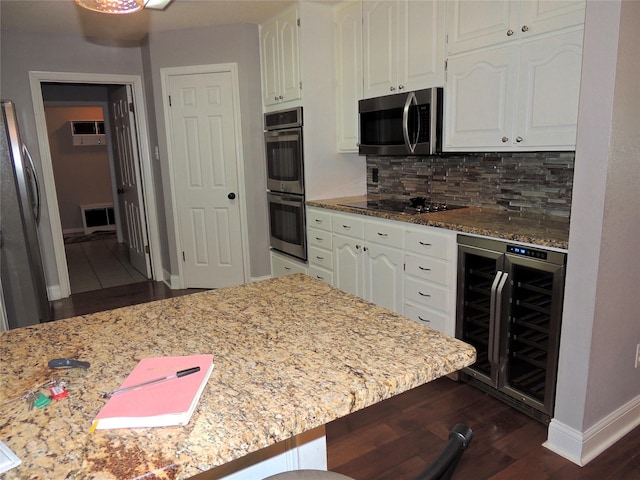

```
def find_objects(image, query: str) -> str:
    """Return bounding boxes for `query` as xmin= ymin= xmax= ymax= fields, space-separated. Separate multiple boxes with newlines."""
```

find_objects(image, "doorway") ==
xmin=29 ymin=72 xmax=162 ymax=300
xmin=42 ymin=95 xmax=148 ymax=294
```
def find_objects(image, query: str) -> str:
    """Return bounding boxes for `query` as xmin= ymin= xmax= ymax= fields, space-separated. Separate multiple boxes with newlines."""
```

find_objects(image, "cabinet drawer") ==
xmin=307 ymin=208 xmax=332 ymax=232
xmin=404 ymin=277 xmax=449 ymax=312
xmin=271 ymin=252 xmax=307 ymax=277
xmin=404 ymin=302 xmax=449 ymax=334
xmin=365 ymin=220 xmax=404 ymax=248
xmin=308 ymin=245 xmax=333 ymax=270
xmin=332 ymin=214 xmax=364 ymax=238
xmin=308 ymin=228 xmax=333 ymax=250
xmin=404 ymin=254 xmax=449 ymax=286
xmin=308 ymin=265 xmax=333 ymax=285
xmin=405 ymin=228 xmax=453 ymax=260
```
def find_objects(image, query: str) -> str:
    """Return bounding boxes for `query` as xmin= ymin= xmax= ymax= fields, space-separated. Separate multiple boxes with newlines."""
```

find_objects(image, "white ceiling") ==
xmin=0 ymin=0 xmax=298 ymax=44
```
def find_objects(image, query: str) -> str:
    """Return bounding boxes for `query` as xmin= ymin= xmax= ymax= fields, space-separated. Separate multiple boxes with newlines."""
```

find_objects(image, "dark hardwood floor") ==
xmin=51 ymin=281 xmax=640 ymax=479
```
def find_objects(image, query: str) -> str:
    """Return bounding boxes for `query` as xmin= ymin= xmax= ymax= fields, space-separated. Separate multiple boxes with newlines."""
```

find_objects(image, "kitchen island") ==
xmin=0 ymin=274 xmax=475 ymax=479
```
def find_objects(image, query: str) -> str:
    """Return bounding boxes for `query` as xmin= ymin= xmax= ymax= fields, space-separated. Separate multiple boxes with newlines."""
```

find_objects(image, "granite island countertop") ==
xmin=307 ymin=196 xmax=570 ymax=250
xmin=0 ymin=274 xmax=475 ymax=479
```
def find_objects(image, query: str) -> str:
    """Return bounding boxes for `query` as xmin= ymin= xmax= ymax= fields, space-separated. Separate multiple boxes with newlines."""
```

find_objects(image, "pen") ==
xmin=102 ymin=366 xmax=201 ymax=398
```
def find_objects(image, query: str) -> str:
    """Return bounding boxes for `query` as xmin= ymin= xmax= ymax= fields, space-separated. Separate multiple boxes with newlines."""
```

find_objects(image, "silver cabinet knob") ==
xmin=398 ymin=85 xmax=405 ymax=90
xmin=390 ymin=86 xmax=396 ymax=92
xmin=507 ymin=29 xmax=514 ymax=36
xmin=516 ymin=136 xmax=523 ymax=143
xmin=522 ymin=25 xmax=529 ymax=32
xmin=502 ymin=136 xmax=509 ymax=143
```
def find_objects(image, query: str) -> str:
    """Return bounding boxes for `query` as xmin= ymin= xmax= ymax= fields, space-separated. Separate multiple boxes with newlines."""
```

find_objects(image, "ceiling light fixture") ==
xmin=74 ymin=0 xmax=173 ymax=15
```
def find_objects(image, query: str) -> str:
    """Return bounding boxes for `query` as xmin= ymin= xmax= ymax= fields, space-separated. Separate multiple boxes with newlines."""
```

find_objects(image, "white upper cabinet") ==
xmin=363 ymin=0 xmax=445 ymax=99
xmin=446 ymin=0 xmax=519 ymax=55
xmin=260 ymin=5 xmax=301 ymax=108
xmin=334 ymin=0 xmax=362 ymax=152
xmin=444 ymin=0 xmax=585 ymax=151
xmin=446 ymin=0 xmax=586 ymax=55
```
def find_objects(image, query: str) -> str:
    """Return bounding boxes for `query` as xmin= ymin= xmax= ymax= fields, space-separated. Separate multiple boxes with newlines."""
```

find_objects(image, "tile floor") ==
xmin=64 ymin=237 xmax=147 ymax=294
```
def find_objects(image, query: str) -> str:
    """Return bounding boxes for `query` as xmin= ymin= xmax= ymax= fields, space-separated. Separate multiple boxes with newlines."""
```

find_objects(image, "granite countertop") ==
xmin=0 ymin=274 xmax=475 ymax=479
xmin=307 ymin=196 xmax=570 ymax=250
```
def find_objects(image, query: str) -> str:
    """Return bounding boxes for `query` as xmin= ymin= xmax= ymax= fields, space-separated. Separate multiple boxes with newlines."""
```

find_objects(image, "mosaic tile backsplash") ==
xmin=367 ymin=152 xmax=575 ymax=218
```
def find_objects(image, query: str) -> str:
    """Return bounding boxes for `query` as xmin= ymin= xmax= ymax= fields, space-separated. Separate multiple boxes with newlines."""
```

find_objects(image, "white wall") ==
xmin=297 ymin=1 xmax=366 ymax=201
xmin=549 ymin=0 xmax=640 ymax=464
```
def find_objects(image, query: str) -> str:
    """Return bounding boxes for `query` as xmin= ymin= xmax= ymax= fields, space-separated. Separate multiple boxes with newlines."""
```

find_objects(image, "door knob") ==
xmin=228 ymin=192 xmax=236 ymax=200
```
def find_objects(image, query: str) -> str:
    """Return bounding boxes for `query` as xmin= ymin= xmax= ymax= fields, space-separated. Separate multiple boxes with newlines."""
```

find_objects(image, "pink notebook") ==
xmin=93 ymin=354 xmax=214 ymax=430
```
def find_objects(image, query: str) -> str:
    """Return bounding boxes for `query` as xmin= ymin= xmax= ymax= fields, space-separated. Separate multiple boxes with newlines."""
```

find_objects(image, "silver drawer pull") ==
xmin=377 ymin=232 xmax=388 ymax=237
xmin=342 ymin=225 xmax=351 ymax=229
xmin=315 ymin=219 xmax=323 ymax=223
xmin=418 ymin=316 xmax=431 ymax=323
xmin=316 ymin=256 xmax=324 ymax=261
xmin=315 ymin=237 xmax=323 ymax=241
xmin=418 ymin=291 xmax=431 ymax=297
xmin=316 ymin=275 xmax=324 ymax=280
xmin=284 ymin=266 xmax=291 ymax=271
xmin=419 ymin=241 xmax=432 ymax=246
xmin=418 ymin=266 xmax=431 ymax=271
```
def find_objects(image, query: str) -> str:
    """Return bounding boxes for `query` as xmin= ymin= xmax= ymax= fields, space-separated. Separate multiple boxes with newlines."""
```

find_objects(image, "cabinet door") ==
xmin=397 ymin=0 xmax=445 ymax=91
xmin=278 ymin=6 xmax=301 ymax=103
xmin=444 ymin=45 xmax=518 ymax=150
xmin=363 ymin=244 xmax=404 ymax=314
xmin=513 ymin=29 xmax=583 ymax=149
xmin=260 ymin=18 xmax=281 ymax=107
xmin=446 ymin=0 xmax=519 ymax=55
xmin=335 ymin=0 xmax=362 ymax=152
xmin=271 ymin=251 xmax=307 ymax=277
xmin=519 ymin=0 xmax=586 ymax=39
xmin=333 ymin=234 xmax=364 ymax=298
xmin=362 ymin=0 xmax=398 ymax=98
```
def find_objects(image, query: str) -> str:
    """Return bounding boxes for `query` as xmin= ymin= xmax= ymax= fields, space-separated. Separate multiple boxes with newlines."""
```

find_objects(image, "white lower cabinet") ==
xmin=332 ymin=215 xmax=404 ymax=314
xmin=403 ymin=226 xmax=457 ymax=336
xmin=307 ymin=208 xmax=333 ymax=284
xmin=306 ymin=207 xmax=457 ymax=334
xmin=271 ymin=250 xmax=308 ymax=278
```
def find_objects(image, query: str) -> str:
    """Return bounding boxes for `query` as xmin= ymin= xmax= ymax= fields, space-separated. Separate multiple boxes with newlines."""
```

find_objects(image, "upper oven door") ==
xmin=265 ymin=127 xmax=304 ymax=195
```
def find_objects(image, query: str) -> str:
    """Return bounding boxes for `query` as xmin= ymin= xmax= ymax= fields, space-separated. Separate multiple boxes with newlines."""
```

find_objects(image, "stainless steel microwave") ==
xmin=358 ymin=87 xmax=443 ymax=156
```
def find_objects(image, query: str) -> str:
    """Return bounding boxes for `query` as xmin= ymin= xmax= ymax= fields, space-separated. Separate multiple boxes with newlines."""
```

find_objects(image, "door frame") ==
xmin=29 ymin=71 xmax=162 ymax=299
xmin=160 ymin=63 xmax=250 ymax=289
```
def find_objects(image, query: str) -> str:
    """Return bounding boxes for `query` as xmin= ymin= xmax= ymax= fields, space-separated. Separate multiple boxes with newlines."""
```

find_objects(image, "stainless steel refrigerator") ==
xmin=1 ymin=99 xmax=51 ymax=329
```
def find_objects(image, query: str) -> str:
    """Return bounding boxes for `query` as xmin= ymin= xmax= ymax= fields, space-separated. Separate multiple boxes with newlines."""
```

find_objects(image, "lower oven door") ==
xmin=268 ymin=192 xmax=307 ymax=261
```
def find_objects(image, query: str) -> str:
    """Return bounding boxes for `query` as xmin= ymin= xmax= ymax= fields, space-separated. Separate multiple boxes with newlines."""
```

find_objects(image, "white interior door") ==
xmin=167 ymin=70 xmax=245 ymax=288
xmin=108 ymin=85 xmax=151 ymax=278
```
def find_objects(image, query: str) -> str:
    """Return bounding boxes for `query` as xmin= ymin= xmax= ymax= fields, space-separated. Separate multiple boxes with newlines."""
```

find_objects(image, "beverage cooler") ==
xmin=456 ymin=235 xmax=567 ymax=424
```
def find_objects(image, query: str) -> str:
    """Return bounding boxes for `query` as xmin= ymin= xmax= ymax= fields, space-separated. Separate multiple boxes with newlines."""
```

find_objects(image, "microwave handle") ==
xmin=402 ymin=91 xmax=418 ymax=154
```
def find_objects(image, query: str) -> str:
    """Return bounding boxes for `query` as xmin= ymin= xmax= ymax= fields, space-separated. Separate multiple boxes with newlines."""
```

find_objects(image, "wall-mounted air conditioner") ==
xmin=70 ymin=120 xmax=106 ymax=146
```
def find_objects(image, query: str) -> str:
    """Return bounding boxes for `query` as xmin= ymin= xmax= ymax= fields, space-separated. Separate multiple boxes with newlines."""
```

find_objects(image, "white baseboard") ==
xmin=163 ymin=269 xmax=182 ymax=289
xmin=545 ymin=393 xmax=640 ymax=466
xmin=47 ymin=284 xmax=63 ymax=301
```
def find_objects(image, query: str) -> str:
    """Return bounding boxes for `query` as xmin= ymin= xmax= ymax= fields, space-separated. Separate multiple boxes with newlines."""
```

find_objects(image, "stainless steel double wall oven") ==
xmin=265 ymin=107 xmax=307 ymax=261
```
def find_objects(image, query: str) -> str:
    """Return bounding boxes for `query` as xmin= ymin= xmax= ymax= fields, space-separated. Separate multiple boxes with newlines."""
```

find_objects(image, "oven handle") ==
xmin=269 ymin=193 xmax=304 ymax=207
xmin=402 ymin=91 xmax=418 ymax=154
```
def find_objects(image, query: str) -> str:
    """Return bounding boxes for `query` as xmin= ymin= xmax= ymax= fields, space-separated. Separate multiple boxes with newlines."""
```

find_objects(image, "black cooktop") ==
xmin=338 ymin=197 xmax=466 ymax=215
